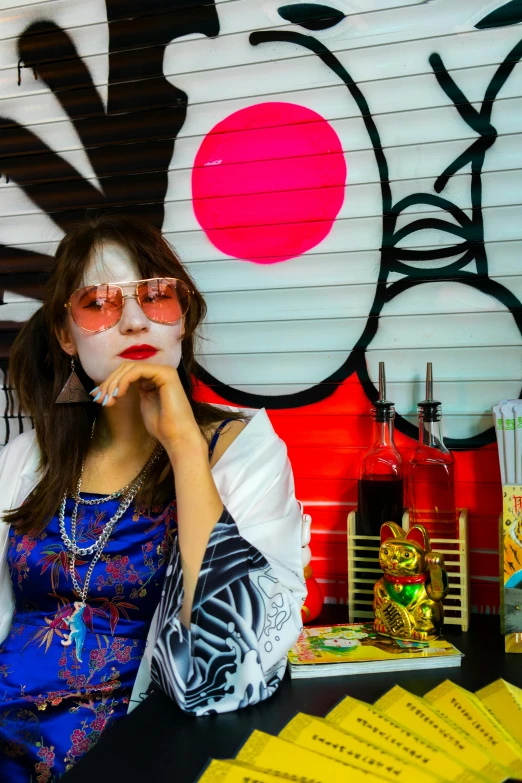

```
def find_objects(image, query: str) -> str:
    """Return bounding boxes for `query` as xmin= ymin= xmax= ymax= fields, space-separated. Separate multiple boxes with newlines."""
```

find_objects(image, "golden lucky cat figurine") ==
xmin=373 ymin=522 xmax=449 ymax=641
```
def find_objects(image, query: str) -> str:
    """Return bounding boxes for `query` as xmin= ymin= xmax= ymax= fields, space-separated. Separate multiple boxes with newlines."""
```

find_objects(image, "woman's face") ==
xmin=58 ymin=241 xmax=184 ymax=385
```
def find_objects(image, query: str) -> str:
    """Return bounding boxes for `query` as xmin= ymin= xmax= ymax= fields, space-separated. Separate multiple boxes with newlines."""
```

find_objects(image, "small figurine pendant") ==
xmin=61 ymin=601 xmax=88 ymax=662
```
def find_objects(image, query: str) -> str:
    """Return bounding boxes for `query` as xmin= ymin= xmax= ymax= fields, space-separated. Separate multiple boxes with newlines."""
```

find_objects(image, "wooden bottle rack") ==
xmin=347 ymin=509 xmax=470 ymax=631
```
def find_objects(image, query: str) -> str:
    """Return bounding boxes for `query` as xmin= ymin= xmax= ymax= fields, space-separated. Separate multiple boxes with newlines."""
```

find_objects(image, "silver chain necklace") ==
xmin=59 ymin=418 xmax=163 ymax=662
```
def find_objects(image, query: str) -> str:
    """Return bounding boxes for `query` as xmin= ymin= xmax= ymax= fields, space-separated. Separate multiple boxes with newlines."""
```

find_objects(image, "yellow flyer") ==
xmin=196 ymin=760 xmax=283 ymax=783
xmin=375 ymin=685 xmax=508 ymax=783
xmin=424 ymin=680 xmax=522 ymax=777
xmin=476 ymin=679 xmax=522 ymax=745
xmin=236 ymin=729 xmax=383 ymax=783
xmin=326 ymin=695 xmax=477 ymax=783
xmin=279 ymin=712 xmax=443 ymax=783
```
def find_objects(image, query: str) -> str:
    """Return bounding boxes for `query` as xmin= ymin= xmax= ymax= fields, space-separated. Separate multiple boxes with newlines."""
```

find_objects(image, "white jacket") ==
xmin=0 ymin=407 xmax=306 ymax=714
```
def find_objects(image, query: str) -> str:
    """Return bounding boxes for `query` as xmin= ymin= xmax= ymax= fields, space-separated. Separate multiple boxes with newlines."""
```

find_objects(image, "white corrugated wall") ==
xmin=0 ymin=0 xmax=520 ymax=609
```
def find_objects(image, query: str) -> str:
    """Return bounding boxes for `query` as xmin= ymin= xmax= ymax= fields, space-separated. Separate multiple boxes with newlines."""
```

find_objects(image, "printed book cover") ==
xmin=501 ymin=485 xmax=522 ymax=653
xmin=288 ymin=623 xmax=463 ymax=678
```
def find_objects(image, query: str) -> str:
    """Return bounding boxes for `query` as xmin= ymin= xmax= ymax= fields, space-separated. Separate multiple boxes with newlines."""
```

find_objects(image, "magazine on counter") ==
xmin=288 ymin=622 xmax=463 ymax=678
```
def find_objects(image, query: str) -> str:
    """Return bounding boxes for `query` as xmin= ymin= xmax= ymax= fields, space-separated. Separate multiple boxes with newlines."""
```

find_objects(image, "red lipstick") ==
xmin=119 ymin=344 xmax=158 ymax=360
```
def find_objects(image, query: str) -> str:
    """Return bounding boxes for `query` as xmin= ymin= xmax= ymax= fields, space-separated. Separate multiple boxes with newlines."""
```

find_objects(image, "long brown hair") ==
xmin=3 ymin=214 xmax=246 ymax=535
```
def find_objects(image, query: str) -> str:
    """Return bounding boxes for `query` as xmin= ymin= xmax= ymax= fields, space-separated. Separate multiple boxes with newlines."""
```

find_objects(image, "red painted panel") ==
xmin=469 ymin=551 xmax=501 ymax=578
xmin=469 ymin=580 xmax=501 ymax=614
xmin=197 ymin=374 xmax=503 ymax=610
xmin=310 ymin=541 xmax=347 ymax=576
xmin=286 ymin=446 xmax=501 ymax=484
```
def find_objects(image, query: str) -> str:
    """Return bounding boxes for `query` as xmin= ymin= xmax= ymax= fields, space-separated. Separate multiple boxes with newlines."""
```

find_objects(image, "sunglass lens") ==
xmin=138 ymin=279 xmax=190 ymax=323
xmin=70 ymin=285 xmax=122 ymax=331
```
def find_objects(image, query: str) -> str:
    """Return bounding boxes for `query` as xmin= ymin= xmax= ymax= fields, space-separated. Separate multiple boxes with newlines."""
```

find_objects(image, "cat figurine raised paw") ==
xmin=373 ymin=522 xmax=448 ymax=641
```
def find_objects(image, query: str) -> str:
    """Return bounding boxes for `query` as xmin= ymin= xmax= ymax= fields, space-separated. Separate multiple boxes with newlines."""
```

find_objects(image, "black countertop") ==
xmin=65 ymin=610 xmax=519 ymax=783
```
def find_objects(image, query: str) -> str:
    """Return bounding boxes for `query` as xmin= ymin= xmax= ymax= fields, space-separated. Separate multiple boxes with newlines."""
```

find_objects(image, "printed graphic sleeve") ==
xmin=150 ymin=434 xmax=306 ymax=715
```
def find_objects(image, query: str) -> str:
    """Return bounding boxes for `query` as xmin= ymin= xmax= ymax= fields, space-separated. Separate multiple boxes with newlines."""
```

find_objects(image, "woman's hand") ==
xmin=90 ymin=361 xmax=202 ymax=452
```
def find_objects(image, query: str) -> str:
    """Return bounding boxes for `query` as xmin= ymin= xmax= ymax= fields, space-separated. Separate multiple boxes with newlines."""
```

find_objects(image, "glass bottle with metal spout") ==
xmin=357 ymin=363 xmax=404 ymax=535
xmin=407 ymin=362 xmax=458 ymax=540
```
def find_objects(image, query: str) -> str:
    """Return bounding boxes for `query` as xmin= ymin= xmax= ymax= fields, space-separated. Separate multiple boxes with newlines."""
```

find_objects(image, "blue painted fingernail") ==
xmin=112 ymin=386 xmax=119 ymax=397
xmin=102 ymin=394 xmax=109 ymax=406
xmin=90 ymin=387 xmax=99 ymax=394
xmin=93 ymin=391 xmax=102 ymax=402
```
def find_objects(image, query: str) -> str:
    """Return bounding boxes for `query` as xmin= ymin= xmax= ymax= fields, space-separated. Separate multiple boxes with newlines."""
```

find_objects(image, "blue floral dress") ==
xmin=0 ymin=416 xmax=304 ymax=779
xmin=0 ymin=492 xmax=177 ymax=782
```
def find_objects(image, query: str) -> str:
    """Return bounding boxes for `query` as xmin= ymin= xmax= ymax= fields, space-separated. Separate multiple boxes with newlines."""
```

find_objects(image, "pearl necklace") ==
xmin=58 ymin=419 xmax=164 ymax=661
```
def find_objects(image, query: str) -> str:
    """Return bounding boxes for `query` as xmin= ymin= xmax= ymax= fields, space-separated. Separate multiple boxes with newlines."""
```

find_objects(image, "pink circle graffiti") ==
xmin=192 ymin=102 xmax=347 ymax=264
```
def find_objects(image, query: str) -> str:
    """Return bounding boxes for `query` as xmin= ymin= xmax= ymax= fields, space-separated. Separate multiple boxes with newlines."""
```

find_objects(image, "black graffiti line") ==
xmin=428 ymin=37 xmax=522 ymax=280
xmin=477 ymin=1 xmax=522 ymax=30
xmin=383 ymin=40 xmax=522 ymax=283
xmin=391 ymin=218 xmax=469 ymax=247
xmin=354 ymin=34 xmax=522 ymax=446
xmin=0 ymin=6 xmax=519 ymax=451
xmin=357 ymin=270 xmax=522 ymax=450
xmin=193 ymin=28 xmax=392 ymax=411
xmin=0 ymin=0 xmax=221 ymax=439
xmin=194 ymin=25 xmax=519 ymax=441
xmin=390 ymin=248 xmax=478 ymax=278
xmin=278 ymin=3 xmax=346 ymax=31
xmin=482 ymin=40 xmax=522 ymax=116
xmin=371 ymin=53 xmax=489 ymax=280
xmin=1 ymin=2 xmax=220 ymax=236
xmin=391 ymin=193 xmax=473 ymax=224
xmin=429 ymin=50 xmax=497 ymax=274
xmin=393 ymin=244 xmax=469 ymax=259
xmin=430 ymin=54 xmax=496 ymax=137
xmin=250 ymin=29 xmax=392 ymax=219
xmin=387 ymin=192 xmax=473 ymax=271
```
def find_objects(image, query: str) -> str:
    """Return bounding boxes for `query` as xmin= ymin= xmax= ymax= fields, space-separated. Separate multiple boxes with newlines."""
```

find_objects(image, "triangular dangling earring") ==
xmin=55 ymin=356 xmax=91 ymax=403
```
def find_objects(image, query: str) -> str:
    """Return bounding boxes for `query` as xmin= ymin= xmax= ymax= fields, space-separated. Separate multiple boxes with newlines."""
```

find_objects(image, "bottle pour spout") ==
xmin=374 ymin=362 xmax=394 ymax=421
xmin=379 ymin=361 xmax=386 ymax=402
xmin=418 ymin=362 xmax=441 ymax=422
xmin=426 ymin=361 xmax=433 ymax=401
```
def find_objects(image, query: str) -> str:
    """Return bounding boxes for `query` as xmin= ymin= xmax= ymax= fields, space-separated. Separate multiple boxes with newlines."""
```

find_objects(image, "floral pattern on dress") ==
xmin=9 ymin=535 xmax=38 ymax=589
xmin=0 ymin=493 xmax=177 ymax=781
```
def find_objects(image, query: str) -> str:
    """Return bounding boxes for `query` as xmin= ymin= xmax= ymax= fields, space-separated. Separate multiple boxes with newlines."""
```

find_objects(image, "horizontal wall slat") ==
xmin=1 ymin=18 xmax=518 ymax=102
xmin=0 ymin=0 xmax=486 ymax=60
xmin=0 ymin=237 xmax=520 ymax=278
xmin=0 ymin=205 xmax=520 ymax=255
xmin=4 ymin=278 xmax=522 ymax=324
xmin=199 ymin=281 xmax=522 ymax=321
xmin=197 ymin=313 xmax=522 ymax=348
xmin=2 ymin=166 xmax=522 ymax=228
xmin=168 ymin=206 xmax=522 ymax=260
xmin=2 ymin=89 xmax=521 ymax=172
xmin=186 ymin=241 xmax=522 ymax=287
xmin=1 ymin=128 xmax=520 ymax=198
xmin=1 ymin=53 xmax=520 ymax=134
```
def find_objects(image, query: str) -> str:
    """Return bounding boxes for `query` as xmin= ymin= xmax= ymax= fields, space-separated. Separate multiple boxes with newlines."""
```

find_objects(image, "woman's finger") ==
xmin=90 ymin=361 xmax=132 ymax=405
xmin=92 ymin=362 xmax=174 ymax=407
xmin=90 ymin=361 xmax=136 ymax=406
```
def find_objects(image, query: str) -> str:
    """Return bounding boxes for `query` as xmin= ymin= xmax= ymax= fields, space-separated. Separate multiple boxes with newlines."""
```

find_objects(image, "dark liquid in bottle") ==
xmin=357 ymin=477 xmax=404 ymax=536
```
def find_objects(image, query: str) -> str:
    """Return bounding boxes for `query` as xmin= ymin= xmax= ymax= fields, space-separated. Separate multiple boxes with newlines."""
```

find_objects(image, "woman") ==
xmin=0 ymin=215 xmax=306 ymax=780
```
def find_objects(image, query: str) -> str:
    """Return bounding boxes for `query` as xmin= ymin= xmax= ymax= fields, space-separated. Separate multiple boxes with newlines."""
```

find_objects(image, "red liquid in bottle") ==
xmin=357 ymin=476 xmax=403 ymax=536
xmin=408 ymin=449 xmax=457 ymax=539
xmin=356 ymin=401 xmax=403 ymax=537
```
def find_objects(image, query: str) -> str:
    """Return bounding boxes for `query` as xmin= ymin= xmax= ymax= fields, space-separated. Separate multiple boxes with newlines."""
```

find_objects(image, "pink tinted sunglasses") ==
xmin=64 ymin=278 xmax=193 ymax=333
